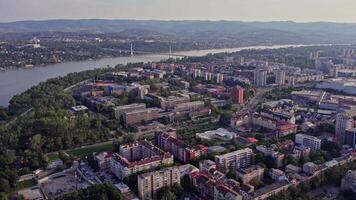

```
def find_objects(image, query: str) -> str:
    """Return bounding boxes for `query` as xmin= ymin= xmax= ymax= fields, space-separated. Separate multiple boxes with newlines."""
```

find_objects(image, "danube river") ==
xmin=0 ymin=44 xmax=320 ymax=106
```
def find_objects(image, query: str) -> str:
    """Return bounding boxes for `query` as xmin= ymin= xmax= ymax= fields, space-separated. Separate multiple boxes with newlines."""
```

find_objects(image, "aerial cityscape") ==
xmin=0 ymin=1 xmax=356 ymax=200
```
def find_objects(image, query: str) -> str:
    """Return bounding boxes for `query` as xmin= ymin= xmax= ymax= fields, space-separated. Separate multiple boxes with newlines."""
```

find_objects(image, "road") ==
xmin=237 ymin=87 xmax=273 ymax=115
xmin=5 ymin=107 xmax=33 ymax=127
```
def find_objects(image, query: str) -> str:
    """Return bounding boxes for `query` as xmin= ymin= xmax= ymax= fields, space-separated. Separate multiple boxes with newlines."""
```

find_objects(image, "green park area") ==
xmin=47 ymin=142 xmax=113 ymax=162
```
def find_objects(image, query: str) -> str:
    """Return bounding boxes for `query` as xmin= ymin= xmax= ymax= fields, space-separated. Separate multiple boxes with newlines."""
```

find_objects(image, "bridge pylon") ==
xmin=130 ymin=43 xmax=134 ymax=56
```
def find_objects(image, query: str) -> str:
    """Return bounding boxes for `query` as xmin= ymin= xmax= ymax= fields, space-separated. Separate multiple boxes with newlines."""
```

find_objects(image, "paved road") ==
xmin=237 ymin=87 xmax=273 ymax=115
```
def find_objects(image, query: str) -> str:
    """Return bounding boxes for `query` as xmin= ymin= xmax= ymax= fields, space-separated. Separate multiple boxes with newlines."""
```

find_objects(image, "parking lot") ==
xmin=40 ymin=170 xmax=90 ymax=199
xmin=79 ymin=161 xmax=116 ymax=184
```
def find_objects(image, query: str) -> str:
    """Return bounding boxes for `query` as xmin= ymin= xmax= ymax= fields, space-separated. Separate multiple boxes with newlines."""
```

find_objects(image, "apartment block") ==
xmin=110 ymin=140 xmax=173 ymax=180
xmin=295 ymin=134 xmax=321 ymax=152
xmin=236 ymin=165 xmax=265 ymax=184
xmin=215 ymin=148 xmax=254 ymax=172
xmin=156 ymin=132 xmax=208 ymax=163
xmin=138 ymin=166 xmax=180 ymax=200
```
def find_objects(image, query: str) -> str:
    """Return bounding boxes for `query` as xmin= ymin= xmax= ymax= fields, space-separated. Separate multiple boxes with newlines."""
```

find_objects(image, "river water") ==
xmin=0 ymin=44 xmax=319 ymax=106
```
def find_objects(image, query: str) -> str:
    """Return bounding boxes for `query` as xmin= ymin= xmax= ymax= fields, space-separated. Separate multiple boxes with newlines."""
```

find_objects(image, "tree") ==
xmin=158 ymin=187 xmax=176 ymax=200
xmin=0 ymin=193 xmax=7 ymax=200
xmin=181 ymin=175 xmax=192 ymax=191
xmin=250 ymin=177 xmax=265 ymax=189
xmin=219 ymin=112 xmax=232 ymax=127
xmin=171 ymin=183 xmax=183 ymax=197
xmin=122 ymin=134 xmax=135 ymax=144
xmin=0 ymin=178 xmax=10 ymax=193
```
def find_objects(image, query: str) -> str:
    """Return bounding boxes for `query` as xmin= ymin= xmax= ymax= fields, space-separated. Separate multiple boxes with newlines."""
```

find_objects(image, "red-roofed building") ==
xmin=110 ymin=140 xmax=173 ymax=180
xmin=191 ymin=172 xmax=243 ymax=200
xmin=95 ymin=151 xmax=113 ymax=170
xmin=247 ymin=137 xmax=258 ymax=144
xmin=156 ymin=132 xmax=208 ymax=163
xmin=251 ymin=113 xmax=297 ymax=137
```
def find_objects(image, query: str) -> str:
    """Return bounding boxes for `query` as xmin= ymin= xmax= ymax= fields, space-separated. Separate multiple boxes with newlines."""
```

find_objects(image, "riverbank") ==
xmin=0 ymin=44 xmax=332 ymax=106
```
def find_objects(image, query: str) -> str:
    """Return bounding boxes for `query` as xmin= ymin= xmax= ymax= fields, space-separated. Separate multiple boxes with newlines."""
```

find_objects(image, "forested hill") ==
xmin=1 ymin=19 xmax=356 ymax=44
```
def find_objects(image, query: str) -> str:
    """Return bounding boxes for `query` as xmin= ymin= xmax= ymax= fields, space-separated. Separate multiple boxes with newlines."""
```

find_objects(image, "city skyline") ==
xmin=1 ymin=0 xmax=356 ymax=23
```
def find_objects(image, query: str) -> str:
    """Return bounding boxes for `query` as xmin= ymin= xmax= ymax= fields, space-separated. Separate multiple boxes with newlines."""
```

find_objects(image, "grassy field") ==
xmin=47 ymin=142 xmax=113 ymax=162
xmin=9 ymin=179 xmax=37 ymax=193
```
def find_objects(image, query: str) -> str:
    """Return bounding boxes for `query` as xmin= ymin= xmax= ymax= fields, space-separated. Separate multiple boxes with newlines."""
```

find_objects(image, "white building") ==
xmin=215 ymin=148 xmax=254 ymax=172
xmin=254 ymin=69 xmax=267 ymax=87
xmin=275 ymin=70 xmax=286 ymax=85
xmin=295 ymin=134 xmax=321 ymax=152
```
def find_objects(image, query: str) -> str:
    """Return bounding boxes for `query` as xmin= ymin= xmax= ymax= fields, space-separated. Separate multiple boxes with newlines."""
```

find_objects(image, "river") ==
xmin=0 ymin=44 xmax=322 ymax=106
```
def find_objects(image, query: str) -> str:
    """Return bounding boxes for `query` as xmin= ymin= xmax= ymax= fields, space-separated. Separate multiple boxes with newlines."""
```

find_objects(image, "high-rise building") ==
xmin=344 ymin=128 xmax=356 ymax=149
xmin=275 ymin=70 xmax=286 ymax=85
xmin=193 ymin=69 xmax=201 ymax=78
xmin=336 ymin=112 xmax=354 ymax=146
xmin=138 ymin=166 xmax=180 ymax=200
xmin=204 ymin=71 xmax=212 ymax=81
xmin=253 ymin=69 xmax=267 ymax=87
xmin=295 ymin=134 xmax=321 ymax=152
xmin=231 ymin=86 xmax=244 ymax=104
xmin=215 ymin=148 xmax=254 ymax=172
xmin=216 ymin=73 xmax=224 ymax=84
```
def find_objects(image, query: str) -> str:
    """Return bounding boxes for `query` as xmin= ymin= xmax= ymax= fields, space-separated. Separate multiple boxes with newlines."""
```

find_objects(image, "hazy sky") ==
xmin=1 ymin=0 xmax=356 ymax=23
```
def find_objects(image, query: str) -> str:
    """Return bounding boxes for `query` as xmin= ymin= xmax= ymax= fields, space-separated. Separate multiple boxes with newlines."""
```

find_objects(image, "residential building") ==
xmin=250 ymin=114 xmax=297 ymax=137
xmin=137 ymin=166 xmax=180 ymax=200
xmin=295 ymin=134 xmax=321 ymax=152
xmin=285 ymin=164 xmax=302 ymax=174
xmin=269 ymin=168 xmax=287 ymax=181
xmin=95 ymin=151 xmax=112 ymax=170
xmin=231 ymin=86 xmax=244 ymax=104
xmin=255 ymin=145 xmax=285 ymax=168
xmin=303 ymin=162 xmax=318 ymax=175
xmin=156 ymin=132 xmax=208 ymax=163
xmin=336 ymin=112 xmax=354 ymax=146
xmin=191 ymin=172 xmax=243 ymax=200
xmin=275 ymin=70 xmax=286 ymax=85
xmin=292 ymin=145 xmax=311 ymax=159
xmin=253 ymin=69 xmax=267 ymax=87
xmin=215 ymin=148 xmax=254 ymax=172
xmin=236 ymin=165 xmax=265 ymax=184
xmin=345 ymin=128 xmax=356 ymax=149
xmin=340 ymin=170 xmax=356 ymax=192
xmin=110 ymin=140 xmax=173 ymax=180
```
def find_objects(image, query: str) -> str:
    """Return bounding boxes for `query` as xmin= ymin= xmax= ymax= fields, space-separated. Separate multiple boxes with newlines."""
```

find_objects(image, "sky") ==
xmin=1 ymin=0 xmax=356 ymax=23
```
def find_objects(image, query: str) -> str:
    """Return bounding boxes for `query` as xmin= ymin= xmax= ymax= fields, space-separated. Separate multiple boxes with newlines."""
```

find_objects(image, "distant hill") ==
xmin=1 ymin=19 xmax=356 ymax=44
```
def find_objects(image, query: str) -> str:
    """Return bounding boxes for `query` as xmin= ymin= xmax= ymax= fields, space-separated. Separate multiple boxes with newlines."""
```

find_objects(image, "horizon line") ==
xmin=2 ymin=18 xmax=356 ymax=24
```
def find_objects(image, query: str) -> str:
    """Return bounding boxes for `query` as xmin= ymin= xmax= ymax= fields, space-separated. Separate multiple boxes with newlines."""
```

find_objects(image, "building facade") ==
xmin=295 ymin=134 xmax=321 ymax=152
xmin=137 ymin=166 xmax=180 ymax=200
xmin=110 ymin=140 xmax=173 ymax=180
xmin=215 ymin=148 xmax=254 ymax=172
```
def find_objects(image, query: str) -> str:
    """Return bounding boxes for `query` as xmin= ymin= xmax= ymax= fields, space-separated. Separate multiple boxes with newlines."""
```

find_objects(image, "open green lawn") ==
xmin=9 ymin=179 xmax=37 ymax=193
xmin=47 ymin=142 xmax=113 ymax=162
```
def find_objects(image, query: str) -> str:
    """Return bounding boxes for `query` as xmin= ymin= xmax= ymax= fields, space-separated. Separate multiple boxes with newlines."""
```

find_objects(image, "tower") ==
xmin=130 ymin=43 xmax=134 ymax=56
xmin=336 ymin=112 xmax=354 ymax=146
xmin=254 ymin=69 xmax=267 ymax=87
xmin=275 ymin=70 xmax=286 ymax=85
xmin=169 ymin=44 xmax=172 ymax=58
